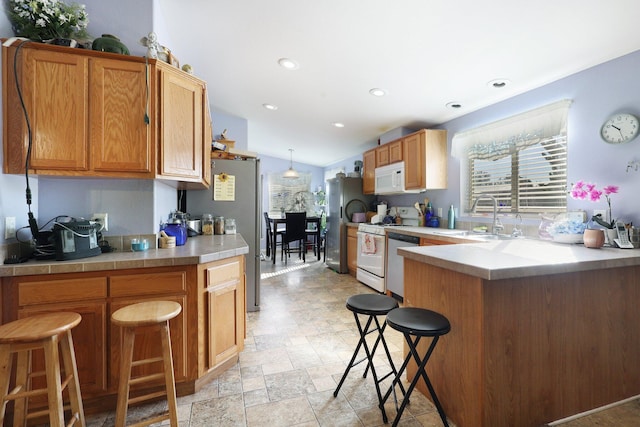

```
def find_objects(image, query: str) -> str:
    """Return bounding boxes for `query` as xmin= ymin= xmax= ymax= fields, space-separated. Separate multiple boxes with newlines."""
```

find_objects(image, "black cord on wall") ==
xmin=13 ymin=40 xmax=42 ymax=243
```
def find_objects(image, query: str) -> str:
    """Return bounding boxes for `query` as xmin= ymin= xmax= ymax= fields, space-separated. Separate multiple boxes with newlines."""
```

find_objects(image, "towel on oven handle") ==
xmin=361 ymin=234 xmax=376 ymax=254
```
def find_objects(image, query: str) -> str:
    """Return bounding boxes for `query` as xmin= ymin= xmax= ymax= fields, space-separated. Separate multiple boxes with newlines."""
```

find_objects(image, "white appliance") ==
xmin=374 ymin=162 xmax=405 ymax=195
xmin=374 ymin=162 xmax=422 ymax=195
xmin=356 ymin=223 xmax=387 ymax=292
xmin=386 ymin=231 xmax=420 ymax=300
xmin=356 ymin=207 xmax=422 ymax=293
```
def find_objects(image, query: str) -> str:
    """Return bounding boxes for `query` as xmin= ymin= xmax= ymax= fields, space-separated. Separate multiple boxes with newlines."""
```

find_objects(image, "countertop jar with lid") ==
xmin=202 ymin=214 xmax=214 ymax=235
xmin=214 ymin=216 xmax=225 ymax=235
xmin=224 ymin=218 xmax=236 ymax=234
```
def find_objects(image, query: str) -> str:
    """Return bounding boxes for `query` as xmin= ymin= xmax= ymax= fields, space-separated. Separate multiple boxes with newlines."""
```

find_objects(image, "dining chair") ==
xmin=263 ymin=212 xmax=284 ymax=259
xmin=282 ymin=212 xmax=307 ymax=264
xmin=305 ymin=221 xmax=320 ymax=257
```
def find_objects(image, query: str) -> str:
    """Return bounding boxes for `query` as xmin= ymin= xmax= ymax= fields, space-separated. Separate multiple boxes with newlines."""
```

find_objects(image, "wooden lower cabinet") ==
xmin=198 ymin=256 xmax=246 ymax=376
xmin=109 ymin=269 xmax=189 ymax=390
xmin=0 ymin=257 xmax=245 ymax=415
xmin=347 ymin=225 xmax=358 ymax=276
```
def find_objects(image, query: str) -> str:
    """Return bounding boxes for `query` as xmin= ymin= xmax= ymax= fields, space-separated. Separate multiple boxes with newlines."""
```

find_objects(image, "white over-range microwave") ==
xmin=375 ymin=161 xmax=420 ymax=195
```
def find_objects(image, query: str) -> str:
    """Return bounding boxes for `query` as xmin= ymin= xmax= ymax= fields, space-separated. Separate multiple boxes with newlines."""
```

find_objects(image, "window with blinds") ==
xmin=469 ymin=135 xmax=567 ymax=214
xmin=452 ymin=100 xmax=571 ymax=216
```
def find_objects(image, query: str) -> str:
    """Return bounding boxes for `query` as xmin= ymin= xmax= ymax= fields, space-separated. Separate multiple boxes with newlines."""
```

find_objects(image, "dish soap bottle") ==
xmin=448 ymin=204 xmax=456 ymax=229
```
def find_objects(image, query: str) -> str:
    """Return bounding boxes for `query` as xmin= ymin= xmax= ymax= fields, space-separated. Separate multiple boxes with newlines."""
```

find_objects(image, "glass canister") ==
xmin=202 ymin=214 xmax=214 ymax=235
xmin=214 ymin=216 xmax=225 ymax=235
xmin=224 ymin=218 xmax=236 ymax=234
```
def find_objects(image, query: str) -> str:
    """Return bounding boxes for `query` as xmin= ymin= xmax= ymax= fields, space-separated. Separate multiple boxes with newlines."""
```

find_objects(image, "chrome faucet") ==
xmin=471 ymin=194 xmax=504 ymax=234
xmin=511 ymin=213 xmax=523 ymax=237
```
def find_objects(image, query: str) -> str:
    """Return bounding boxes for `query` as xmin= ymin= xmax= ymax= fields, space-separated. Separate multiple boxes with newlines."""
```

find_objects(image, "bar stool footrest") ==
xmin=129 ymin=372 xmax=166 ymax=386
xmin=127 ymin=413 xmax=171 ymax=427
xmin=131 ymin=356 xmax=164 ymax=367
xmin=128 ymin=389 xmax=168 ymax=406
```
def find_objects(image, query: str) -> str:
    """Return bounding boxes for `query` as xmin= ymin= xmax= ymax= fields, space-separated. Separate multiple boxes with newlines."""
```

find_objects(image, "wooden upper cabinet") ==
xmin=362 ymin=148 xmax=376 ymax=194
xmin=3 ymin=42 xmax=209 ymax=185
xmin=389 ymin=139 xmax=403 ymax=164
xmin=376 ymin=144 xmax=389 ymax=167
xmin=403 ymin=129 xmax=448 ymax=191
xmin=157 ymin=62 xmax=204 ymax=181
xmin=89 ymin=58 xmax=154 ymax=175
xmin=4 ymin=46 xmax=89 ymax=172
xmin=201 ymin=86 xmax=213 ymax=187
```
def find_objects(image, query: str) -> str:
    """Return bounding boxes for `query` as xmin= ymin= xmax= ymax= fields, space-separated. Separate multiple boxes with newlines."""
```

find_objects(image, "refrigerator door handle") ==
xmin=340 ymin=206 xmax=343 ymax=219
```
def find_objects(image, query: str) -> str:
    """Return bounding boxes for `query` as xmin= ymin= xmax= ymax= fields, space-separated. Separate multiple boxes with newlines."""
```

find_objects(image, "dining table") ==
xmin=269 ymin=216 xmax=321 ymax=264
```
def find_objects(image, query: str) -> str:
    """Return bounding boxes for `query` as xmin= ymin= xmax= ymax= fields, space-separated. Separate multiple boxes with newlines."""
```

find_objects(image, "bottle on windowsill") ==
xmin=448 ymin=204 xmax=456 ymax=229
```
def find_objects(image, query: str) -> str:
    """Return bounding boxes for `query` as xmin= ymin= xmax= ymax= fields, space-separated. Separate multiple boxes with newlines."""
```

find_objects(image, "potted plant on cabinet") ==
xmin=7 ymin=0 xmax=90 ymax=46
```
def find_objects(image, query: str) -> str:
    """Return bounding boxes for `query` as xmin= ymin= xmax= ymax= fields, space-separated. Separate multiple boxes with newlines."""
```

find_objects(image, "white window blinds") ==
xmin=453 ymin=99 xmax=571 ymax=214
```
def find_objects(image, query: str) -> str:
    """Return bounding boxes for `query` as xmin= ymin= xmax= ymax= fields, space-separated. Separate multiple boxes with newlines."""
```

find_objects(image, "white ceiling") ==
xmin=158 ymin=0 xmax=640 ymax=167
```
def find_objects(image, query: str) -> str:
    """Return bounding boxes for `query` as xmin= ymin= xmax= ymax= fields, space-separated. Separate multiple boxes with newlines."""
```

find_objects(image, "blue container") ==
xmin=163 ymin=222 xmax=187 ymax=246
xmin=427 ymin=216 xmax=440 ymax=228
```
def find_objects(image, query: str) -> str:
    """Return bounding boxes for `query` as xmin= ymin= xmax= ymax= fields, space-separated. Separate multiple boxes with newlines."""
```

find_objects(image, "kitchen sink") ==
xmin=469 ymin=233 xmax=523 ymax=241
xmin=431 ymin=230 xmax=470 ymax=237
xmin=431 ymin=230 xmax=526 ymax=241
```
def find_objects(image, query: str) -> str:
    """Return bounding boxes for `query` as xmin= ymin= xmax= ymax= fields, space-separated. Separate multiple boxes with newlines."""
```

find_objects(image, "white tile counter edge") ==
xmin=398 ymin=238 xmax=640 ymax=280
xmin=0 ymin=234 xmax=249 ymax=277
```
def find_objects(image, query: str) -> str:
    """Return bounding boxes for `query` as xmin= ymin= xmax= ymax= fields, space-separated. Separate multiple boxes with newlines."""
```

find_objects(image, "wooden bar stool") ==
xmin=111 ymin=301 xmax=181 ymax=427
xmin=0 ymin=312 xmax=85 ymax=427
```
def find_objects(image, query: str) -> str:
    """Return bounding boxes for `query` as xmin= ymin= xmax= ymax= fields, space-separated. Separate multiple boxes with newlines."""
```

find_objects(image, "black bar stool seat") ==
xmin=334 ymin=294 xmax=404 ymax=423
xmin=382 ymin=307 xmax=451 ymax=427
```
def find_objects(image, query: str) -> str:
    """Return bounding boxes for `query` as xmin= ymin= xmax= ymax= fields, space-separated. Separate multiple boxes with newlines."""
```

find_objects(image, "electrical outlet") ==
xmin=5 ymin=217 xmax=16 ymax=239
xmin=93 ymin=213 xmax=108 ymax=231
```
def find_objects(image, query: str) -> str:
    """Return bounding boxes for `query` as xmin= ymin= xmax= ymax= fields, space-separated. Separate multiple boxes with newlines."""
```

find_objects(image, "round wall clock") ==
xmin=600 ymin=113 xmax=639 ymax=144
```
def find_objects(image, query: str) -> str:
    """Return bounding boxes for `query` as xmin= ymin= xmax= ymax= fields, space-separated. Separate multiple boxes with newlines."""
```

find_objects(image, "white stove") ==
xmin=356 ymin=206 xmax=422 ymax=293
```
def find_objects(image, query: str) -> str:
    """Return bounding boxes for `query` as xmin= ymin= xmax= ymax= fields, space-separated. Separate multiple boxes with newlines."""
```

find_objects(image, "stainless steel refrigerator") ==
xmin=325 ymin=176 xmax=374 ymax=273
xmin=186 ymin=158 xmax=261 ymax=311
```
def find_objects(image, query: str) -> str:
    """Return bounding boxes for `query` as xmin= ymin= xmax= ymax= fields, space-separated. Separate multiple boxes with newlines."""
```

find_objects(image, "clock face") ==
xmin=601 ymin=113 xmax=639 ymax=144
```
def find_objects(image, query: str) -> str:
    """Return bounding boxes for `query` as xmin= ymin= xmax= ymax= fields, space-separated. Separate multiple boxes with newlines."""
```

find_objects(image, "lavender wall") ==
xmin=1 ymin=0 xmax=639 ymax=243
xmin=382 ymin=49 xmax=640 ymax=227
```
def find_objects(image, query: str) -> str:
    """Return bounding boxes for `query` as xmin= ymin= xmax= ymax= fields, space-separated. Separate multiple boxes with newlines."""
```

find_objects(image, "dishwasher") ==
xmin=386 ymin=232 xmax=420 ymax=301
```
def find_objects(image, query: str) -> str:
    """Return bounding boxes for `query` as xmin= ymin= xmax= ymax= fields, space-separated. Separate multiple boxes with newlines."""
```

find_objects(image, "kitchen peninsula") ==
xmin=0 ymin=235 xmax=248 ymax=416
xmin=398 ymin=238 xmax=640 ymax=427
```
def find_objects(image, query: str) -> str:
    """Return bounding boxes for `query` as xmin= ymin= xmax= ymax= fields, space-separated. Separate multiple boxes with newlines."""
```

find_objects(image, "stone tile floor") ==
xmin=85 ymin=257 xmax=453 ymax=426
xmin=84 ymin=256 xmax=640 ymax=426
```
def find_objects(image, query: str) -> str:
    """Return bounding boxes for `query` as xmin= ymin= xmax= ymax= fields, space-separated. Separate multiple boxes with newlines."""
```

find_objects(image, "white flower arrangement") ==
xmin=8 ymin=0 xmax=89 ymax=42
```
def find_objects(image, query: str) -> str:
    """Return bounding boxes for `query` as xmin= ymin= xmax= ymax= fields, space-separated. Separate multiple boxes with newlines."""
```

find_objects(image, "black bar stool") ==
xmin=333 ymin=294 xmax=405 ymax=423
xmin=381 ymin=307 xmax=451 ymax=427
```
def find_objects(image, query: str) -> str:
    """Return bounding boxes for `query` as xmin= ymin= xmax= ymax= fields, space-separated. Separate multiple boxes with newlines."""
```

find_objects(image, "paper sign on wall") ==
xmin=213 ymin=173 xmax=235 ymax=201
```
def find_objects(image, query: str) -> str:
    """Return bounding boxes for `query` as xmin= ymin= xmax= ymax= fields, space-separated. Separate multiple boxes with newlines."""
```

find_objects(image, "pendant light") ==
xmin=283 ymin=148 xmax=299 ymax=179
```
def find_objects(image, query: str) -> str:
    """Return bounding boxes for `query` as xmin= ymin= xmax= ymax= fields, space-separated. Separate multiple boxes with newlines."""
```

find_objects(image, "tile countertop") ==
xmin=0 ymin=234 xmax=249 ymax=277
xmin=398 ymin=236 xmax=640 ymax=280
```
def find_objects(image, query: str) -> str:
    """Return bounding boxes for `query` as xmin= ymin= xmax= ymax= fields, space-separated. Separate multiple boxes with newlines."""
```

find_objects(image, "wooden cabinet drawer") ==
xmin=110 ymin=271 xmax=186 ymax=297
xmin=206 ymin=257 xmax=242 ymax=288
xmin=18 ymin=277 xmax=107 ymax=306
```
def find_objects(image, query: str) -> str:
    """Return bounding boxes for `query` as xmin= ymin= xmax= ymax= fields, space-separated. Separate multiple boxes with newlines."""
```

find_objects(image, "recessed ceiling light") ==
xmin=278 ymin=58 xmax=299 ymax=70
xmin=369 ymin=88 xmax=386 ymax=97
xmin=446 ymin=102 xmax=463 ymax=109
xmin=487 ymin=78 xmax=511 ymax=89
xmin=332 ymin=122 xmax=345 ymax=128
xmin=263 ymin=103 xmax=278 ymax=110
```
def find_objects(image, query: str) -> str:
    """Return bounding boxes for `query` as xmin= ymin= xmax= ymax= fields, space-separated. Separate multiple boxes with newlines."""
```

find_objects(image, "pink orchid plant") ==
xmin=570 ymin=181 xmax=619 ymax=229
